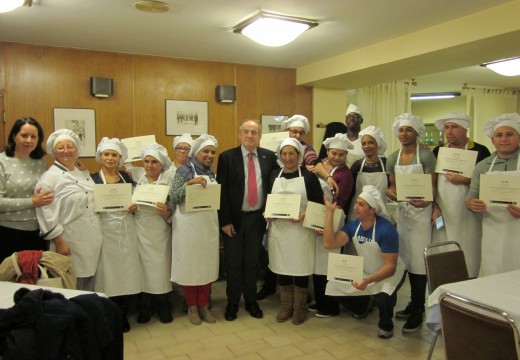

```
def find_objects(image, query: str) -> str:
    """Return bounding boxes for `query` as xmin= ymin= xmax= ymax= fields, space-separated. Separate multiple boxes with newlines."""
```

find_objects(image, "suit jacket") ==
xmin=217 ymin=146 xmax=279 ymax=232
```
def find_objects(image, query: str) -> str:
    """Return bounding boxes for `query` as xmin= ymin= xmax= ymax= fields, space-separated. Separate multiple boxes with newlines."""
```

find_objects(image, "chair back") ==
xmin=424 ymin=241 xmax=469 ymax=293
xmin=440 ymin=293 xmax=520 ymax=360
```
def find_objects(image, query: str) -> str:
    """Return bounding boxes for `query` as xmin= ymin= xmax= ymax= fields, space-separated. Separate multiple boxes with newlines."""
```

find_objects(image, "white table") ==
xmin=426 ymin=270 xmax=520 ymax=331
xmin=0 ymin=281 xmax=106 ymax=309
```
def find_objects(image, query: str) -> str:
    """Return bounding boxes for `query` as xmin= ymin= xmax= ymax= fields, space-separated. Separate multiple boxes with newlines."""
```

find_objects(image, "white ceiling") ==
xmin=1 ymin=0 xmax=519 ymax=93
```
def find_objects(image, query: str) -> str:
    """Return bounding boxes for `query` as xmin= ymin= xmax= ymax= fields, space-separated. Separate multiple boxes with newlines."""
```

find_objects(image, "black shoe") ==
xmin=245 ymin=302 xmax=264 ymax=319
xmin=402 ymin=312 xmax=424 ymax=333
xmin=352 ymin=296 xmax=375 ymax=319
xmin=396 ymin=302 xmax=412 ymax=319
xmin=256 ymin=287 xmax=275 ymax=300
xmin=137 ymin=310 xmax=151 ymax=324
xmin=122 ymin=316 xmax=131 ymax=333
xmin=225 ymin=303 xmax=238 ymax=321
xmin=158 ymin=307 xmax=173 ymax=324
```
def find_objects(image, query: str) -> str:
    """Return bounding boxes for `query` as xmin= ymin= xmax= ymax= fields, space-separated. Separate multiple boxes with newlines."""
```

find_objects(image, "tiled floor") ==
xmin=123 ymin=278 xmax=446 ymax=359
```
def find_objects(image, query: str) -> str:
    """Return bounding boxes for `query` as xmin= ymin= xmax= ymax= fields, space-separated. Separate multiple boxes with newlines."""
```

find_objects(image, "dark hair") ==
xmin=5 ymin=117 xmax=46 ymax=159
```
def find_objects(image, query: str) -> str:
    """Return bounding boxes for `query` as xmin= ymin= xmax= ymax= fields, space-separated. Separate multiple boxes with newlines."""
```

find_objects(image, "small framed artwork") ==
xmin=166 ymin=100 xmax=208 ymax=135
xmin=261 ymin=115 xmax=288 ymax=134
xmin=53 ymin=108 xmax=96 ymax=157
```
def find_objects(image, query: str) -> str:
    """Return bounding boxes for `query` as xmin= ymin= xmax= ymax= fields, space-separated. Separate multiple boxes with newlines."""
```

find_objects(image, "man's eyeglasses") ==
xmin=345 ymin=114 xmax=362 ymax=120
xmin=289 ymin=129 xmax=305 ymax=136
xmin=175 ymin=146 xmax=191 ymax=152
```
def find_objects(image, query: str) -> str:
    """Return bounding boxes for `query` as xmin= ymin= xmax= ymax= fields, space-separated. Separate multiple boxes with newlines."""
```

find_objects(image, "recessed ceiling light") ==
xmin=134 ymin=0 xmax=169 ymax=13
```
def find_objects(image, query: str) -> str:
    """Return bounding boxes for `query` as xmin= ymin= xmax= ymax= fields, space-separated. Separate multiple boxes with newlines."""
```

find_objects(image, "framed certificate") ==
xmin=121 ymin=135 xmax=156 ymax=162
xmin=93 ymin=183 xmax=132 ymax=212
xmin=396 ymin=173 xmax=433 ymax=201
xmin=327 ymin=253 xmax=364 ymax=283
xmin=264 ymin=194 xmax=301 ymax=219
xmin=480 ymin=174 xmax=520 ymax=207
xmin=132 ymin=184 xmax=169 ymax=207
xmin=435 ymin=147 xmax=478 ymax=178
xmin=259 ymin=132 xmax=288 ymax=153
xmin=185 ymin=184 xmax=221 ymax=212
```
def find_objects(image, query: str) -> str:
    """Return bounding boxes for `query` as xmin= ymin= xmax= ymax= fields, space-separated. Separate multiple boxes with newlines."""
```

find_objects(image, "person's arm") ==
xmin=52 ymin=234 xmax=71 ymax=256
xmin=217 ymin=153 xmax=236 ymax=237
xmin=352 ymin=253 xmax=398 ymax=290
xmin=466 ymin=165 xmax=487 ymax=213
xmin=314 ymin=162 xmax=339 ymax=194
xmin=385 ymin=174 xmax=397 ymax=201
xmin=322 ymin=194 xmax=350 ymax=249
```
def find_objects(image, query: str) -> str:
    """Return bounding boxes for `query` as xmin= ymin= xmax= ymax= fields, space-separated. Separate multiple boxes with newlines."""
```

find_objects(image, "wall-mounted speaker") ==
xmin=216 ymin=85 xmax=236 ymax=103
xmin=90 ymin=77 xmax=113 ymax=98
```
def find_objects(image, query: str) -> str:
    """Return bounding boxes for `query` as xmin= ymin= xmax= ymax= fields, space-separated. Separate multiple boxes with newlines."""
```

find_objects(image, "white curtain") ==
xmin=466 ymin=88 xmax=518 ymax=151
xmin=357 ymin=81 xmax=411 ymax=154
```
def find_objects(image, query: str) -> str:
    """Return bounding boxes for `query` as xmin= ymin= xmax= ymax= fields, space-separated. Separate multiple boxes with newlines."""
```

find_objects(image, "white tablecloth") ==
xmin=0 ymin=281 xmax=106 ymax=309
xmin=426 ymin=270 xmax=520 ymax=331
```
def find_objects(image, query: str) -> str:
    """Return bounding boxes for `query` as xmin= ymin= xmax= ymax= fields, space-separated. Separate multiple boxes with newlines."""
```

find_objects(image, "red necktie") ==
xmin=247 ymin=152 xmax=258 ymax=207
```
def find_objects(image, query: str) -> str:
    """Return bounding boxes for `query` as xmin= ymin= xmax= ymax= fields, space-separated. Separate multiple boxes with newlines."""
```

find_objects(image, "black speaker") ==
xmin=90 ymin=77 xmax=113 ymax=98
xmin=216 ymin=85 xmax=236 ymax=103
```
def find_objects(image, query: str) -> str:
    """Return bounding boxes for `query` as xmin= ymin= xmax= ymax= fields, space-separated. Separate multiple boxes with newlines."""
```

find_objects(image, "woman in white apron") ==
xmin=131 ymin=143 xmax=173 ymax=324
xmin=167 ymin=133 xmax=193 ymax=177
xmin=91 ymin=138 xmax=140 ymax=332
xmin=466 ymin=114 xmax=520 ymax=276
xmin=311 ymin=134 xmax=352 ymax=318
xmin=385 ymin=113 xmax=437 ymax=333
xmin=323 ymin=185 xmax=405 ymax=339
xmin=267 ymin=138 xmax=323 ymax=325
xmin=167 ymin=134 xmax=219 ymax=325
xmin=36 ymin=129 xmax=102 ymax=292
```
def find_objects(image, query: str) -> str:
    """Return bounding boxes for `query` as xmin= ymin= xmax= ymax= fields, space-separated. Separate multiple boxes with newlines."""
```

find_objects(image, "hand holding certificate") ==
xmin=302 ymin=201 xmax=343 ymax=230
xmin=396 ymin=173 xmax=433 ymax=201
xmin=121 ymin=135 xmax=156 ymax=162
xmin=264 ymin=194 xmax=301 ymax=219
xmin=327 ymin=253 xmax=364 ymax=283
xmin=435 ymin=147 xmax=478 ymax=178
xmin=480 ymin=174 xmax=520 ymax=207
xmin=185 ymin=183 xmax=221 ymax=212
xmin=132 ymin=184 xmax=169 ymax=207
xmin=93 ymin=183 xmax=132 ymax=212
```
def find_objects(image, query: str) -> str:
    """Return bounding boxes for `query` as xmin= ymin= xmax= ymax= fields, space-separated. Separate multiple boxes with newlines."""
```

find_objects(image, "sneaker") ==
xmin=402 ymin=313 xmax=423 ymax=333
xmin=308 ymin=303 xmax=319 ymax=312
xmin=395 ymin=303 xmax=412 ymax=319
xmin=378 ymin=329 xmax=393 ymax=339
xmin=315 ymin=310 xmax=338 ymax=318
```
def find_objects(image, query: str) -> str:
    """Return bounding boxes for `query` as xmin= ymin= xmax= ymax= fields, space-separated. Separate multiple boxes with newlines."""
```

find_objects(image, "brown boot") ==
xmin=188 ymin=306 xmax=202 ymax=325
xmin=292 ymin=286 xmax=308 ymax=325
xmin=199 ymin=305 xmax=216 ymax=324
xmin=276 ymin=285 xmax=294 ymax=322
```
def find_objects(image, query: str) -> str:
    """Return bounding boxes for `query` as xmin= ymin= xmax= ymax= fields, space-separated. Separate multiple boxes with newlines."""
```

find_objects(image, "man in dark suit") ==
xmin=217 ymin=119 xmax=279 ymax=321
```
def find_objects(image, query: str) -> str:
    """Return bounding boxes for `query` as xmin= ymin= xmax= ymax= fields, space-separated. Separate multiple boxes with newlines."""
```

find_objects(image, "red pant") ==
xmin=182 ymin=283 xmax=212 ymax=306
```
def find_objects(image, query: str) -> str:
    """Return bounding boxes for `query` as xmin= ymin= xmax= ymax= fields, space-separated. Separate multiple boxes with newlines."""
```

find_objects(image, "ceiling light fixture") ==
xmin=233 ymin=11 xmax=318 ymax=47
xmin=134 ymin=0 xmax=169 ymax=13
xmin=0 ymin=0 xmax=31 ymax=13
xmin=410 ymin=92 xmax=461 ymax=101
xmin=480 ymin=57 xmax=520 ymax=77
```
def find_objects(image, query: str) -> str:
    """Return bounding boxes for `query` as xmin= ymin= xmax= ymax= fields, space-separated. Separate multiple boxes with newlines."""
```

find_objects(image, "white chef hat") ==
xmin=358 ymin=185 xmax=389 ymax=219
xmin=141 ymin=143 xmax=172 ymax=171
xmin=322 ymin=133 xmax=354 ymax=151
xmin=46 ymin=129 xmax=82 ymax=157
xmin=276 ymin=137 xmax=304 ymax=165
xmin=435 ymin=112 xmax=471 ymax=131
xmin=173 ymin=133 xmax=194 ymax=149
xmin=345 ymin=103 xmax=363 ymax=117
xmin=483 ymin=113 xmax=520 ymax=138
xmin=392 ymin=113 xmax=425 ymax=139
xmin=359 ymin=126 xmax=387 ymax=155
xmin=95 ymin=137 xmax=128 ymax=166
xmin=281 ymin=115 xmax=310 ymax=134
xmin=189 ymin=134 xmax=218 ymax=157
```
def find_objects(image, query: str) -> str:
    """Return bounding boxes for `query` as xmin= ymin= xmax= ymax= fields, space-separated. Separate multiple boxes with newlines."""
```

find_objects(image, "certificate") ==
xmin=435 ymin=147 xmax=478 ymax=178
xmin=132 ymin=184 xmax=169 ymax=207
xmin=185 ymin=184 xmax=221 ymax=212
xmin=122 ymin=135 xmax=156 ymax=162
xmin=396 ymin=173 xmax=433 ymax=201
xmin=264 ymin=193 xmax=301 ymax=219
xmin=327 ymin=253 xmax=364 ymax=283
xmin=260 ymin=132 xmax=288 ymax=152
xmin=302 ymin=201 xmax=344 ymax=230
xmin=480 ymin=174 xmax=520 ymax=207
xmin=93 ymin=183 xmax=132 ymax=212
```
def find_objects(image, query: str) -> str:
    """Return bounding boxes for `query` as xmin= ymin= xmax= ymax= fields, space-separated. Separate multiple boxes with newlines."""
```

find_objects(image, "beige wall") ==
xmin=312 ymin=88 xmax=348 ymax=151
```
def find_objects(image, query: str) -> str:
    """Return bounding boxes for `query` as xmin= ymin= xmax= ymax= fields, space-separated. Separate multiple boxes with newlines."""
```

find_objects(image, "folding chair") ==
xmin=424 ymin=241 xmax=469 ymax=360
xmin=440 ymin=292 xmax=520 ymax=360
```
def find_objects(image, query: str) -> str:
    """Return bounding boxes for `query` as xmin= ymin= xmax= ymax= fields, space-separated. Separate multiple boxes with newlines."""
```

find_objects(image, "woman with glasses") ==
xmin=281 ymin=115 xmax=319 ymax=167
xmin=168 ymin=133 xmax=193 ymax=176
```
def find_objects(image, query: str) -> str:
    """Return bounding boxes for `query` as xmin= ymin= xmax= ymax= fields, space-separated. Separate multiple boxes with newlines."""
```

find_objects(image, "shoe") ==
xmin=225 ymin=303 xmax=238 ymax=321
xmin=137 ymin=309 xmax=151 ymax=324
xmin=396 ymin=302 xmax=412 ymax=319
xmin=307 ymin=303 xmax=319 ymax=312
xmin=402 ymin=312 xmax=424 ymax=333
xmin=352 ymin=296 xmax=375 ymax=319
xmin=188 ymin=306 xmax=202 ymax=325
xmin=245 ymin=302 xmax=264 ymax=319
xmin=158 ymin=306 xmax=173 ymax=324
xmin=256 ymin=287 xmax=276 ymax=300
xmin=378 ymin=329 xmax=393 ymax=339
xmin=122 ymin=316 xmax=130 ymax=332
xmin=199 ymin=305 xmax=216 ymax=324
xmin=315 ymin=309 xmax=339 ymax=318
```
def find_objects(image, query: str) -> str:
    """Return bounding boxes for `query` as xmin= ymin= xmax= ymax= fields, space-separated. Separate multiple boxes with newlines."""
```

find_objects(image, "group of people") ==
xmin=0 ymin=107 xmax=518 ymax=340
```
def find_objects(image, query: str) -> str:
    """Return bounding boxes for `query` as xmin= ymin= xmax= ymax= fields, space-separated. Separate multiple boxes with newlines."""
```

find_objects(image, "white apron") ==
xmin=171 ymin=169 xmax=219 ymax=285
xmin=314 ymin=168 xmax=343 ymax=275
xmin=432 ymin=143 xmax=481 ymax=277
xmin=326 ymin=219 xmax=405 ymax=296
xmin=481 ymin=156 xmax=520 ymax=276
xmin=268 ymin=168 xmax=315 ymax=276
xmin=94 ymin=171 xmax=141 ymax=296
xmin=134 ymin=171 xmax=173 ymax=294
xmin=395 ymin=147 xmax=432 ymax=274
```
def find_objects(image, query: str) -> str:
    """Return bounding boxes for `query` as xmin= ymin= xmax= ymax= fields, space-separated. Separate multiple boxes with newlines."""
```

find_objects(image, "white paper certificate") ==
xmin=327 ymin=253 xmax=364 ymax=283
xmin=122 ymin=135 xmax=156 ymax=162
xmin=396 ymin=173 xmax=433 ymax=201
xmin=302 ymin=201 xmax=344 ymax=230
xmin=93 ymin=184 xmax=132 ymax=212
xmin=264 ymin=193 xmax=301 ymax=219
xmin=185 ymin=184 xmax=221 ymax=212
xmin=132 ymin=184 xmax=169 ymax=207
xmin=260 ymin=132 xmax=289 ymax=152
xmin=435 ymin=147 xmax=478 ymax=178
xmin=480 ymin=174 xmax=520 ymax=207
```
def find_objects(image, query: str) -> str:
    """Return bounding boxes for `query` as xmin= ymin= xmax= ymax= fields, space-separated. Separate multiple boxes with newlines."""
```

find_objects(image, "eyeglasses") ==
xmin=175 ymin=146 xmax=191 ymax=152
xmin=345 ymin=114 xmax=362 ymax=120
xmin=289 ymin=129 xmax=305 ymax=136
xmin=55 ymin=145 xmax=76 ymax=153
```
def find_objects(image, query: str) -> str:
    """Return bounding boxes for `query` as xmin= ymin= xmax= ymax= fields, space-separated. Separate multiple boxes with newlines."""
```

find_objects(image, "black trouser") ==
xmin=0 ymin=225 xmax=47 ymax=262
xmin=312 ymin=274 xmax=339 ymax=313
xmin=408 ymin=272 xmax=427 ymax=314
xmin=223 ymin=212 xmax=265 ymax=304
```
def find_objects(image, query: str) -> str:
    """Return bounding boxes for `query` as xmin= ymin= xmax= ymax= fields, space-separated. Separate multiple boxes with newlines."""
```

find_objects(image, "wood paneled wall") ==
xmin=0 ymin=42 xmax=312 ymax=171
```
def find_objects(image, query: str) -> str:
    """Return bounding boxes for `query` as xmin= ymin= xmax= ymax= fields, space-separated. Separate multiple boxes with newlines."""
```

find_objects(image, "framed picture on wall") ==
xmin=53 ymin=108 xmax=96 ymax=157
xmin=166 ymin=100 xmax=208 ymax=135
xmin=261 ymin=115 xmax=288 ymax=134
